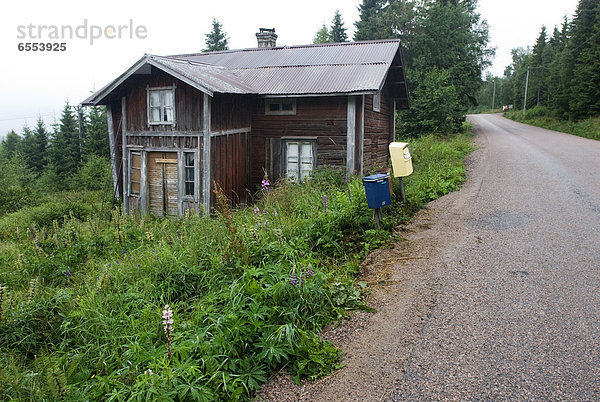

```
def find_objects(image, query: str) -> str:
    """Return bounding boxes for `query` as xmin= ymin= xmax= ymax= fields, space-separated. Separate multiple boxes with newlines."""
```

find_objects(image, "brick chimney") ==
xmin=256 ymin=28 xmax=277 ymax=48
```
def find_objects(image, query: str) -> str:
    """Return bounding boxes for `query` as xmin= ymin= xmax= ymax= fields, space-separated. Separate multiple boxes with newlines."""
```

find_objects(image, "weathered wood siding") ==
xmin=363 ymin=89 xmax=394 ymax=170
xmin=211 ymin=94 xmax=252 ymax=132
xmin=211 ymin=132 xmax=251 ymax=207
xmin=108 ymin=101 xmax=124 ymax=198
xmin=250 ymin=96 xmax=347 ymax=187
xmin=123 ymin=67 xmax=204 ymax=132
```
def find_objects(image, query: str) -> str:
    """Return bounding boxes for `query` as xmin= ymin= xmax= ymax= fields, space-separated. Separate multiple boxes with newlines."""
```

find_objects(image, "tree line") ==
xmin=0 ymin=102 xmax=111 ymax=215
xmin=476 ymin=0 xmax=599 ymax=121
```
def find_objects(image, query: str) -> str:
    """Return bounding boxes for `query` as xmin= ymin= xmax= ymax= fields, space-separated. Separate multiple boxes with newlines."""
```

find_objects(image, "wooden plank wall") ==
xmin=250 ymin=96 xmax=347 ymax=188
xmin=363 ymin=89 xmax=393 ymax=170
xmin=211 ymin=94 xmax=252 ymax=132
xmin=109 ymin=101 xmax=124 ymax=198
xmin=211 ymin=132 xmax=251 ymax=207
xmin=124 ymin=67 xmax=204 ymax=132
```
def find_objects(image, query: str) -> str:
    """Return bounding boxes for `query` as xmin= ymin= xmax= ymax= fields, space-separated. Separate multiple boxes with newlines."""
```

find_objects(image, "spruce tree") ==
xmin=204 ymin=19 xmax=229 ymax=52
xmin=49 ymin=101 xmax=81 ymax=186
xmin=330 ymin=10 xmax=348 ymax=42
xmin=529 ymin=26 xmax=548 ymax=107
xmin=84 ymin=106 xmax=110 ymax=159
xmin=570 ymin=16 xmax=600 ymax=119
xmin=31 ymin=117 xmax=49 ymax=174
xmin=354 ymin=0 xmax=386 ymax=41
xmin=313 ymin=24 xmax=332 ymax=44
xmin=2 ymin=130 xmax=22 ymax=158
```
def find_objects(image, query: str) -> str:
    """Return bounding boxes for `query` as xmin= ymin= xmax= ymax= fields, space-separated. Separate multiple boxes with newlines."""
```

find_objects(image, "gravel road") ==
xmin=393 ymin=114 xmax=600 ymax=400
xmin=257 ymin=114 xmax=600 ymax=401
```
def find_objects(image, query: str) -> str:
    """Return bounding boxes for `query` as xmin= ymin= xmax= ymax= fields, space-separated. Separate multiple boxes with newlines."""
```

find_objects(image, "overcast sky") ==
xmin=0 ymin=0 xmax=579 ymax=138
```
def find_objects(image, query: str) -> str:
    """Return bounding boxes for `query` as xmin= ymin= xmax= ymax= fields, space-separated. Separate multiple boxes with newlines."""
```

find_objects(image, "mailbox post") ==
xmin=362 ymin=173 xmax=392 ymax=229
xmin=388 ymin=142 xmax=413 ymax=202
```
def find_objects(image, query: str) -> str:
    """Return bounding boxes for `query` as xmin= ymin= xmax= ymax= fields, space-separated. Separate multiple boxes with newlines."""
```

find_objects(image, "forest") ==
xmin=475 ymin=0 xmax=600 ymax=124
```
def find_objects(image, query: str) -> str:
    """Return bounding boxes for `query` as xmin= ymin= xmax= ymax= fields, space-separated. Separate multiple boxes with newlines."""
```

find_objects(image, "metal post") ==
xmin=492 ymin=80 xmax=496 ymax=111
xmin=399 ymin=177 xmax=406 ymax=203
xmin=523 ymin=66 xmax=530 ymax=115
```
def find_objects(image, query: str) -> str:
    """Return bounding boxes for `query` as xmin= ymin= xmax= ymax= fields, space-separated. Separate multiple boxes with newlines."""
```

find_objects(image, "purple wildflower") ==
xmin=323 ymin=195 xmax=328 ymax=211
xmin=152 ymin=249 xmax=156 ymax=253
xmin=274 ymin=211 xmax=278 ymax=217
xmin=289 ymin=272 xmax=298 ymax=286
xmin=345 ymin=175 xmax=350 ymax=184
xmin=254 ymin=206 xmax=260 ymax=215
xmin=66 ymin=268 xmax=72 ymax=277
xmin=306 ymin=266 xmax=314 ymax=279
xmin=122 ymin=249 xmax=126 ymax=254
xmin=261 ymin=178 xmax=271 ymax=191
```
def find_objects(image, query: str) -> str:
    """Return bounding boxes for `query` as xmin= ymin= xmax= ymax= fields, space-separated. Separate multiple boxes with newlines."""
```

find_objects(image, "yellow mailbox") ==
xmin=389 ymin=142 xmax=413 ymax=177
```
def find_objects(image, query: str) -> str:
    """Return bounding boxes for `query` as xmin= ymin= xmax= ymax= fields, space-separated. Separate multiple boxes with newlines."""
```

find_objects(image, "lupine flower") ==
xmin=66 ymin=268 xmax=72 ymax=278
xmin=254 ymin=206 xmax=260 ymax=215
xmin=122 ymin=249 xmax=126 ymax=254
xmin=289 ymin=272 xmax=298 ymax=286
xmin=345 ymin=175 xmax=350 ymax=184
xmin=274 ymin=211 xmax=278 ymax=217
xmin=162 ymin=305 xmax=174 ymax=334
xmin=306 ymin=266 xmax=314 ymax=279
xmin=162 ymin=305 xmax=174 ymax=359
xmin=323 ymin=195 xmax=328 ymax=211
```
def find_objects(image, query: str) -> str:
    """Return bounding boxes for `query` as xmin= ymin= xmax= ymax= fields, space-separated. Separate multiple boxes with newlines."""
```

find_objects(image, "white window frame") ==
xmin=147 ymin=85 xmax=176 ymax=126
xmin=183 ymin=151 xmax=196 ymax=200
xmin=283 ymin=139 xmax=316 ymax=182
xmin=265 ymin=98 xmax=296 ymax=115
xmin=373 ymin=91 xmax=381 ymax=112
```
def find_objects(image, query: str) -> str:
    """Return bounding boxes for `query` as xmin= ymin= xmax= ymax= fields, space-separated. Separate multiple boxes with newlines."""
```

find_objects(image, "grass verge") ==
xmin=0 ymin=128 xmax=474 ymax=400
xmin=504 ymin=107 xmax=600 ymax=141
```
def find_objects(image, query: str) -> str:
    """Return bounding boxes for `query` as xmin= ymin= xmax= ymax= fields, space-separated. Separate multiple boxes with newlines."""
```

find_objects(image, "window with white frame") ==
xmin=183 ymin=152 xmax=195 ymax=197
xmin=148 ymin=86 xmax=175 ymax=125
xmin=285 ymin=140 xmax=315 ymax=181
xmin=373 ymin=91 xmax=381 ymax=112
xmin=265 ymin=98 xmax=296 ymax=115
xmin=130 ymin=151 xmax=141 ymax=196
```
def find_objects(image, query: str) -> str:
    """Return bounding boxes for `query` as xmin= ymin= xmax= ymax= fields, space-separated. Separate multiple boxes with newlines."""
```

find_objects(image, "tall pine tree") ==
xmin=49 ymin=101 xmax=81 ymax=186
xmin=330 ymin=10 xmax=348 ymax=42
xmin=204 ymin=19 xmax=229 ymax=52
xmin=84 ymin=106 xmax=110 ymax=159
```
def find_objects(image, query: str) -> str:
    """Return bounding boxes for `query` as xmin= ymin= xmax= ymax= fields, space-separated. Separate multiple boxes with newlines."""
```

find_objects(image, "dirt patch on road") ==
xmin=256 ymin=133 xmax=487 ymax=401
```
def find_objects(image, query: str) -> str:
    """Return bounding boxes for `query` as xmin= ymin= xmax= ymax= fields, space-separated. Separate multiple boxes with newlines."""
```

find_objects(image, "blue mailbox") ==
xmin=362 ymin=173 xmax=392 ymax=209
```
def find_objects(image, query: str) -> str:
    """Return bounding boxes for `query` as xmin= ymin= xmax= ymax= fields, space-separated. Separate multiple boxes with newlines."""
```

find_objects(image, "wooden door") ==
xmin=148 ymin=152 xmax=178 ymax=216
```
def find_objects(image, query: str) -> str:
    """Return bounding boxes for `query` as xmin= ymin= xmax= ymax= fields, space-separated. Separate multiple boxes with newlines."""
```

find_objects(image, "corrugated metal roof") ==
xmin=229 ymin=64 xmax=390 ymax=95
xmin=149 ymin=56 xmax=256 ymax=94
xmin=174 ymin=40 xmax=401 ymax=69
xmin=82 ymin=39 xmax=406 ymax=105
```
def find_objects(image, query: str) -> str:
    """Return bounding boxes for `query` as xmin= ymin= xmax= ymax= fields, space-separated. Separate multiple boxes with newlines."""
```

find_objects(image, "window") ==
xmin=373 ymin=91 xmax=381 ymax=112
xmin=130 ymin=151 xmax=141 ymax=196
xmin=285 ymin=140 xmax=315 ymax=181
xmin=148 ymin=86 xmax=175 ymax=125
xmin=184 ymin=152 xmax=195 ymax=197
xmin=265 ymin=99 xmax=296 ymax=115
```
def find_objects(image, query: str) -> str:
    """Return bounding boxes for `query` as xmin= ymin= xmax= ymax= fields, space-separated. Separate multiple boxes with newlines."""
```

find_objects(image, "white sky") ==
xmin=0 ymin=0 xmax=579 ymax=138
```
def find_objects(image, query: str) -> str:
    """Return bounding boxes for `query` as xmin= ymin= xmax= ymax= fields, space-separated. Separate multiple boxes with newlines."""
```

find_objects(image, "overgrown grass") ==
xmin=0 ymin=129 xmax=474 ymax=400
xmin=505 ymin=106 xmax=600 ymax=141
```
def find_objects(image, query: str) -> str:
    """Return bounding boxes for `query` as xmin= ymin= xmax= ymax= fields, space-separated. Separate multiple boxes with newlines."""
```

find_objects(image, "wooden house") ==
xmin=82 ymin=30 xmax=409 ymax=216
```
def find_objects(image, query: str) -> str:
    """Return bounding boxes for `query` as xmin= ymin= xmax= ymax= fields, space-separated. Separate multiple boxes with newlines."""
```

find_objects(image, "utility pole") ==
xmin=523 ymin=66 xmax=530 ymax=115
xmin=492 ymin=79 xmax=497 ymax=111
